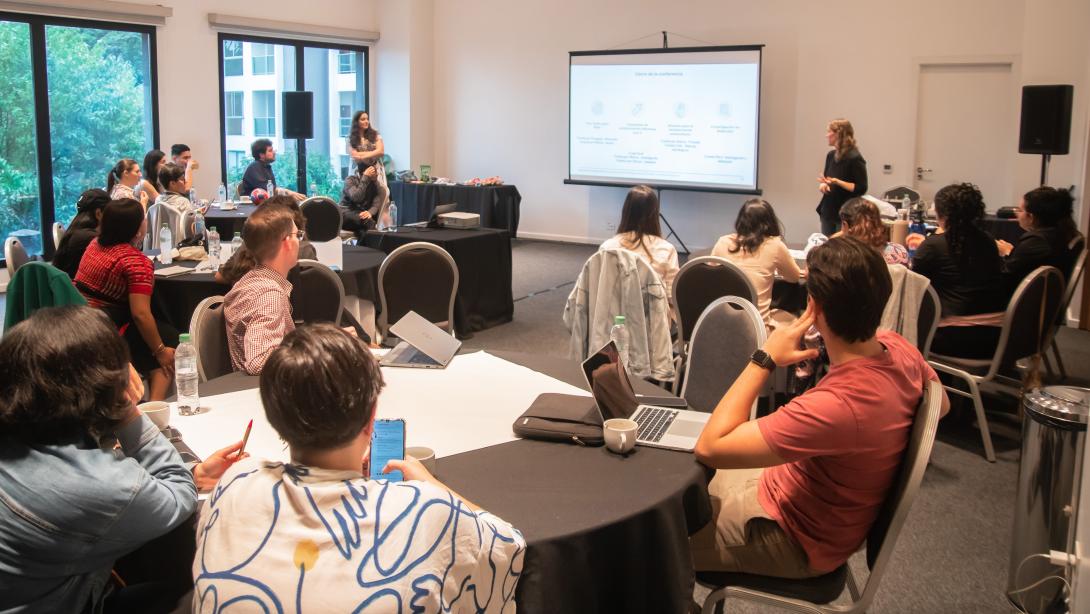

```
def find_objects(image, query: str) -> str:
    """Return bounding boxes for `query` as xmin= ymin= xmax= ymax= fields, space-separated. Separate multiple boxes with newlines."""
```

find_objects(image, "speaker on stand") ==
xmin=283 ymin=91 xmax=314 ymax=193
xmin=1018 ymin=84 xmax=1073 ymax=186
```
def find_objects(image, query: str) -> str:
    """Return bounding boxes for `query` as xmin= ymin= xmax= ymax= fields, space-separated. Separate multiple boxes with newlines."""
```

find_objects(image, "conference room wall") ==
xmin=430 ymin=0 xmax=1089 ymax=250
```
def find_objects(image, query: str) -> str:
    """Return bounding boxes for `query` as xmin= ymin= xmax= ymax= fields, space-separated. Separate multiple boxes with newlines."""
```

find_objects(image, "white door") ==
xmin=914 ymin=62 xmax=1017 ymax=208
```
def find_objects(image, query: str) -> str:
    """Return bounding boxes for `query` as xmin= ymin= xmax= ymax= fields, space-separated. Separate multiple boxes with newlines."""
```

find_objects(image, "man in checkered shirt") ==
xmin=224 ymin=205 xmax=302 ymax=374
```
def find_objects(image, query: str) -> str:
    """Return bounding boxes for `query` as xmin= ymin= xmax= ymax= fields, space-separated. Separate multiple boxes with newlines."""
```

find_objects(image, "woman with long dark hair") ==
xmin=839 ymin=198 xmax=909 ymax=265
xmin=816 ymin=119 xmax=867 ymax=236
xmin=599 ymin=185 xmax=680 ymax=293
xmin=997 ymin=186 xmax=1083 ymax=294
xmin=139 ymin=149 xmax=166 ymax=203
xmin=53 ymin=188 xmax=110 ymax=278
xmin=712 ymin=198 xmax=801 ymax=328
xmin=913 ymin=182 xmax=1006 ymax=359
xmin=107 ymin=158 xmax=149 ymax=209
xmin=345 ymin=110 xmax=389 ymax=227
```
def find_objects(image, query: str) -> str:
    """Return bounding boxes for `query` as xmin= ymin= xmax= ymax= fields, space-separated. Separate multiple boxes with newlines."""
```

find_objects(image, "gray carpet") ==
xmin=469 ymin=238 xmax=1090 ymax=613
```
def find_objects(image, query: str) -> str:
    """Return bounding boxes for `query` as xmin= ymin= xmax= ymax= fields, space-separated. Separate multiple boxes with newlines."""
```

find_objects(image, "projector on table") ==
xmin=438 ymin=212 xmax=480 ymax=229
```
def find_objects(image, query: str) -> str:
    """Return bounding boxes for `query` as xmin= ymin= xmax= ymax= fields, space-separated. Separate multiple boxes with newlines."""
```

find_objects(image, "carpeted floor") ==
xmin=468 ymin=238 xmax=1090 ymax=613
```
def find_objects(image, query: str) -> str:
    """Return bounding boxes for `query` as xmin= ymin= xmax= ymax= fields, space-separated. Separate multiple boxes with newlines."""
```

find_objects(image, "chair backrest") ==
xmin=293 ymin=259 xmax=346 ymax=326
xmin=989 ymin=265 xmax=1065 ymax=377
xmin=378 ymin=241 xmax=458 ymax=338
xmin=1058 ymin=235 xmax=1086 ymax=323
xmin=188 ymin=295 xmax=232 ymax=382
xmin=916 ymin=284 xmax=941 ymax=358
xmin=672 ymin=256 xmax=758 ymax=347
xmin=51 ymin=222 xmax=65 ymax=250
xmin=881 ymin=186 xmax=920 ymax=206
xmin=235 ymin=181 xmax=244 ymax=198
xmin=856 ymin=379 xmax=943 ymax=610
xmin=145 ymin=203 xmax=163 ymax=249
xmin=681 ymin=297 xmax=766 ymax=416
xmin=300 ymin=197 xmax=341 ymax=241
xmin=4 ymin=237 xmax=29 ymax=279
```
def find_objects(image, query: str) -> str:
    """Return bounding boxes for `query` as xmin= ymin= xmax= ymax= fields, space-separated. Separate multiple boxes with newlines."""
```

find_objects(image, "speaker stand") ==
xmin=1039 ymin=154 xmax=1051 ymax=186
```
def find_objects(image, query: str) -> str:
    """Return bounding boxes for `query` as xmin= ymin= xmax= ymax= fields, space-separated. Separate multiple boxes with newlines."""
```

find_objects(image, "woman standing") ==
xmin=816 ymin=119 xmax=867 ymax=236
xmin=599 ymin=185 xmax=680 ymax=294
xmin=346 ymin=110 xmax=389 ymax=225
xmin=106 ymin=158 xmax=149 ymax=209
xmin=139 ymin=149 xmax=166 ymax=203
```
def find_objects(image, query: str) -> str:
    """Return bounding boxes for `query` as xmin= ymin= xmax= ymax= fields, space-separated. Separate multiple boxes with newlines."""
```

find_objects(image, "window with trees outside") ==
xmin=0 ymin=15 xmax=156 ymax=259
xmin=219 ymin=34 xmax=367 ymax=199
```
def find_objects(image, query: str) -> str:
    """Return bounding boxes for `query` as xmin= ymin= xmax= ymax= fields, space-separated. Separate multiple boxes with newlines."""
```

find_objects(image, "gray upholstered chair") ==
xmin=681 ymin=296 xmax=765 ymax=417
xmin=1045 ymin=235 xmax=1086 ymax=380
xmin=300 ymin=197 xmax=342 ymax=242
xmin=51 ymin=222 xmax=65 ymax=251
xmin=293 ymin=259 xmax=346 ymax=326
xmin=4 ymin=237 xmax=29 ymax=280
xmin=378 ymin=241 xmax=458 ymax=340
xmin=916 ymin=284 xmax=941 ymax=359
xmin=698 ymin=379 xmax=944 ymax=614
xmin=188 ymin=295 xmax=232 ymax=382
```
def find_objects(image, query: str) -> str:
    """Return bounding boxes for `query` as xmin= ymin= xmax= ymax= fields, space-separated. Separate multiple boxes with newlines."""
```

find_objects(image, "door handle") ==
xmin=916 ymin=167 xmax=933 ymax=180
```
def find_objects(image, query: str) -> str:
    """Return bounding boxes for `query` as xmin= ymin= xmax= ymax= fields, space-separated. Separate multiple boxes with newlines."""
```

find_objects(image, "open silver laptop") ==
xmin=581 ymin=341 xmax=709 ymax=451
xmin=379 ymin=311 xmax=460 ymax=369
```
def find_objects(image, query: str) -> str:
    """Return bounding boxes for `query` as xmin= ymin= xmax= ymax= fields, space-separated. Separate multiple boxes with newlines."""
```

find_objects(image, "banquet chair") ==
xmin=698 ymin=379 xmax=944 ymax=614
xmin=300 ymin=197 xmax=342 ymax=242
xmin=929 ymin=266 xmax=1064 ymax=462
xmin=378 ymin=242 xmax=458 ymax=341
xmin=681 ymin=297 xmax=765 ymax=417
xmin=1045 ymin=235 xmax=1086 ymax=380
xmin=145 ymin=203 xmax=184 ymax=250
xmin=671 ymin=256 xmax=757 ymax=391
xmin=188 ymin=295 xmax=231 ymax=382
xmin=3 ymin=262 xmax=86 ymax=331
xmin=294 ymin=259 xmax=346 ymax=325
xmin=4 ymin=237 xmax=29 ymax=280
xmin=51 ymin=222 xmax=65 ymax=251
xmin=916 ymin=285 xmax=941 ymax=359
xmin=881 ymin=186 xmax=920 ymax=206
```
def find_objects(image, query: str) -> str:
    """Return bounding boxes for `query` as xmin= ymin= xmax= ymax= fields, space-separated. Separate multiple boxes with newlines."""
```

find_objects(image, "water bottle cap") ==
xmin=234 ymin=232 xmax=241 ymax=238
xmin=179 ymin=333 xmax=191 ymax=343
xmin=210 ymin=226 xmax=217 ymax=231
xmin=614 ymin=315 xmax=625 ymax=324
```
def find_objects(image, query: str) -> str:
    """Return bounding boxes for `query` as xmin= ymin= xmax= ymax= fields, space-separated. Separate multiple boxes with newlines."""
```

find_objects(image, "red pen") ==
xmin=238 ymin=419 xmax=253 ymax=458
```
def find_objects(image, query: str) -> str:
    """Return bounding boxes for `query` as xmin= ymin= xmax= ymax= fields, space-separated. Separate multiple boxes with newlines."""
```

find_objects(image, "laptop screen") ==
xmin=581 ymin=341 xmax=640 ymax=421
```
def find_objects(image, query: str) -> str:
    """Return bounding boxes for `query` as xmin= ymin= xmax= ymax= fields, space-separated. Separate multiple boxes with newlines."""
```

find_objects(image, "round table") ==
xmin=189 ymin=351 xmax=712 ymax=614
xmin=203 ymin=203 xmax=257 ymax=240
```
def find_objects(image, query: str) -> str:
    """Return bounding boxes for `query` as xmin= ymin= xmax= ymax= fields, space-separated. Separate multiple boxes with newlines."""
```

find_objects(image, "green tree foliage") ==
xmin=0 ymin=22 xmax=40 ymax=247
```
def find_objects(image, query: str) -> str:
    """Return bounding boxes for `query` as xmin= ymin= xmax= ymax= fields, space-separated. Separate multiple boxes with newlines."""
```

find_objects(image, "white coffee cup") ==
xmin=603 ymin=418 xmax=638 ymax=454
xmin=138 ymin=401 xmax=171 ymax=430
xmin=406 ymin=446 xmax=437 ymax=475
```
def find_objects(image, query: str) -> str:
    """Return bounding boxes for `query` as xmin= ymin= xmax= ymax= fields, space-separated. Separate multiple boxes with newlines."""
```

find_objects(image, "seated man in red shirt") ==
xmin=691 ymin=236 xmax=949 ymax=578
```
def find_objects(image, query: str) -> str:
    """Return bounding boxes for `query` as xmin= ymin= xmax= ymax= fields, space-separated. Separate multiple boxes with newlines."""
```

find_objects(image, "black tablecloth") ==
xmin=203 ymin=204 xmax=257 ymax=239
xmin=151 ymin=246 xmax=385 ymax=332
xmin=192 ymin=351 xmax=711 ymax=614
xmin=982 ymin=214 xmax=1024 ymax=244
xmin=363 ymin=227 xmax=514 ymax=335
xmin=388 ymin=182 xmax=521 ymax=237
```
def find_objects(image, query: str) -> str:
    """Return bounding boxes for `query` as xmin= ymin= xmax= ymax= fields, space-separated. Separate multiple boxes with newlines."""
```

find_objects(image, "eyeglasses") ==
xmin=285 ymin=230 xmax=304 ymax=240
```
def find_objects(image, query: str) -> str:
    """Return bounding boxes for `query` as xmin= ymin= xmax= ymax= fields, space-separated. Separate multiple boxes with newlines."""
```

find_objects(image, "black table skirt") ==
xmin=203 ymin=204 xmax=257 ymax=240
xmin=982 ymin=214 xmax=1024 ymax=244
xmin=363 ymin=227 xmax=514 ymax=335
xmin=192 ymin=351 xmax=711 ymax=614
xmin=152 ymin=246 xmax=386 ymax=332
xmin=389 ymin=182 xmax=521 ymax=237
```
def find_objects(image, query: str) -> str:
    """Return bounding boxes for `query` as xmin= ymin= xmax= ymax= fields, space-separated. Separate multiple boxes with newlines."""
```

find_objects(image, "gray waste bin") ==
xmin=1007 ymin=386 xmax=1089 ymax=613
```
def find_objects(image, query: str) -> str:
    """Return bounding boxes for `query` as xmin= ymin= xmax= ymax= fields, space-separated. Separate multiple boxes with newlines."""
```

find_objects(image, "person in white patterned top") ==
xmin=223 ymin=205 xmax=300 ymax=374
xmin=193 ymin=323 xmax=525 ymax=613
xmin=106 ymin=158 xmax=149 ymax=209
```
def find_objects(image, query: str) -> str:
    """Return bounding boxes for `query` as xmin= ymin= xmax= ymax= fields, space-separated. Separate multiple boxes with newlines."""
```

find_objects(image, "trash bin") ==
xmin=1007 ymin=386 xmax=1089 ymax=613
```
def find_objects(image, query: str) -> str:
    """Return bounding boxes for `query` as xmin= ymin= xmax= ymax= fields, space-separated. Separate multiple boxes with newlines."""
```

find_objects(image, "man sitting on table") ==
xmin=240 ymin=138 xmax=304 ymax=202
xmin=192 ymin=323 xmax=525 ymax=613
xmin=690 ymin=236 xmax=949 ymax=579
xmin=223 ymin=205 xmax=300 ymax=375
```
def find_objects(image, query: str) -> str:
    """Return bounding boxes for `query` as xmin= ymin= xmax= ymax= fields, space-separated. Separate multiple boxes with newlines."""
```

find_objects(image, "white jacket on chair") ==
xmin=563 ymin=249 xmax=674 ymax=380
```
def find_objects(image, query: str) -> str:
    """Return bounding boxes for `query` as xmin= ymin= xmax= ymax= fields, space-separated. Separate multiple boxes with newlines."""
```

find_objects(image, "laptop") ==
xmin=379 ymin=311 xmax=461 ymax=369
xmin=580 ymin=341 xmax=710 ymax=451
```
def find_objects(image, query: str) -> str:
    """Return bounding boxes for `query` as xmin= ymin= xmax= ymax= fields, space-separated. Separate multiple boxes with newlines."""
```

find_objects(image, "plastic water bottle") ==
xmin=175 ymin=334 xmax=199 ymax=416
xmin=266 ymin=179 xmax=274 ymax=196
xmin=610 ymin=315 xmax=630 ymax=368
xmin=189 ymin=188 xmax=198 ymax=207
xmin=901 ymin=194 xmax=910 ymax=211
xmin=217 ymin=183 xmax=227 ymax=204
xmin=387 ymin=201 xmax=398 ymax=231
xmin=231 ymin=232 xmax=243 ymax=259
xmin=158 ymin=223 xmax=173 ymax=264
xmin=310 ymin=182 xmax=318 ymax=196
xmin=207 ymin=226 xmax=221 ymax=270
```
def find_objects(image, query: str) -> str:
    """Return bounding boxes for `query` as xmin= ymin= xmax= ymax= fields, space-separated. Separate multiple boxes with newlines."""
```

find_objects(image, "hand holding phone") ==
xmin=369 ymin=419 xmax=405 ymax=481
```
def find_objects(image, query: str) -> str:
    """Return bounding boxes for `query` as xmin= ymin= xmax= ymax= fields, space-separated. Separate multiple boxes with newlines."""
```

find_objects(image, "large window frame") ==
xmin=0 ymin=11 xmax=159 ymax=261
xmin=217 ymin=33 xmax=368 ymax=194
xmin=224 ymin=90 xmax=243 ymax=135
xmin=252 ymin=90 xmax=275 ymax=137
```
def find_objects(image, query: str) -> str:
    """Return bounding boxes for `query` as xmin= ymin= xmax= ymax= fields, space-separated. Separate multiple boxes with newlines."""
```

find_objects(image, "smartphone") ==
xmin=369 ymin=419 xmax=406 ymax=481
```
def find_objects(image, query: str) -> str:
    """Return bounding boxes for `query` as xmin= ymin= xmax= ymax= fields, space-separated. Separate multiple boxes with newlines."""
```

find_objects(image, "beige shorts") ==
xmin=689 ymin=468 xmax=818 ymax=579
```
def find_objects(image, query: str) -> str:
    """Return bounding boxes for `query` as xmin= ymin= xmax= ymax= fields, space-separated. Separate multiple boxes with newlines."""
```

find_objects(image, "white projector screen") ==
xmin=567 ymin=46 xmax=763 ymax=193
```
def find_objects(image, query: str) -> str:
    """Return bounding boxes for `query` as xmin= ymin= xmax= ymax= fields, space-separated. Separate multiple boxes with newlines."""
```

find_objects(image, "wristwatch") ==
xmin=750 ymin=349 xmax=776 ymax=371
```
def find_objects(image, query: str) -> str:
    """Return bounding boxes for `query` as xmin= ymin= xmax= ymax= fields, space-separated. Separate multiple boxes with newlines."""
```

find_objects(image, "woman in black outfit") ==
xmin=816 ymin=119 xmax=867 ymax=236
xmin=913 ymin=183 xmax=1007 ymax=359
xmin=52 ymin=188 xmax=110 ymax=279
xmin=997 ymin=186 xmax=1082 ymax=296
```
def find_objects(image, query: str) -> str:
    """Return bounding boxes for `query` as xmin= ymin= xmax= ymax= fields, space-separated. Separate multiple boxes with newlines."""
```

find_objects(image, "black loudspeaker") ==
xmin=1019 ymin=85 xmax=1073 ymax=155
xmin=283 ymin=91 xmax=314 ymax=139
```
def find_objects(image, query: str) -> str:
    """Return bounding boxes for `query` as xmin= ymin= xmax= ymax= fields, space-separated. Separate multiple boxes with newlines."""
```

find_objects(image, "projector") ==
xmin=439 ymin=212 xmax=480 ymax=229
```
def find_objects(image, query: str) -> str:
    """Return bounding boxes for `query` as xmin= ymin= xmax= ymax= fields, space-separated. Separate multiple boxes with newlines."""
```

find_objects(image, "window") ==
xmin=253 ymin=90 xmax=275 ymax=137
xmin=251 ymin=43 xmax=274 ymax=75
xmin=220 ymin=36 xmax=366 ymax=196
xmin=225 ymin=91 xmax=243 ymax=135
xmin=0 ymin=17 xmax=157 ymax=258
xmin=223 ymin=40 xmax=242 ymax=76
xmin=338 ymin=50 xmax=354 ymax=74
xmin=338 ymin=91 xmax=353 ymax=137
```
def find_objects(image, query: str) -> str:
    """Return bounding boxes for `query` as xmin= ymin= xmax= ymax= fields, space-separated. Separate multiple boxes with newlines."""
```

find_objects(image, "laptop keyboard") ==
xmin=634 ymin=407 xmax=678 ymax=443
